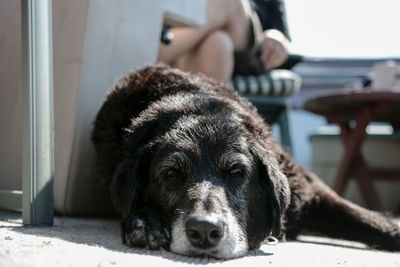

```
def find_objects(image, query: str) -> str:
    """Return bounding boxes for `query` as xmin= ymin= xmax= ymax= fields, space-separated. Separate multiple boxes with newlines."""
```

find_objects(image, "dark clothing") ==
xmin=251 ymin=0 xmax=290 ymax=39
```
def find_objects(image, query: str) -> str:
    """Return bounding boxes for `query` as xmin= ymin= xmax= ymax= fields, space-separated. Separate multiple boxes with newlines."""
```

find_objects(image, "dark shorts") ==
xmin=252 ymin=0 xmax=269 ymax=28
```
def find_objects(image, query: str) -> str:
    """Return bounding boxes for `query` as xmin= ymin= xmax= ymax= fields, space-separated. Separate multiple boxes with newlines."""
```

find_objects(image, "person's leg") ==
xmin=222 ymin=0 xmax=253 ymax=50
xmin=175 ymin=30 xmax=234 ymax=82
xmin=158 ymin=0 xmax=252 ymax=65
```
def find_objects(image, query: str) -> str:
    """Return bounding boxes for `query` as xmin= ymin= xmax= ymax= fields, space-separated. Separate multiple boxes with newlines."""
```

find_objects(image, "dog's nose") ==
xmin=185 ymin=216 xmax=224 ymax=249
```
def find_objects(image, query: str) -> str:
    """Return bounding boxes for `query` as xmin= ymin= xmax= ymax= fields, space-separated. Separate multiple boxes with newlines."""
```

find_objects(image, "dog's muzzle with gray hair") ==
xmin=169 ymin=181 xmax=248 ymax=259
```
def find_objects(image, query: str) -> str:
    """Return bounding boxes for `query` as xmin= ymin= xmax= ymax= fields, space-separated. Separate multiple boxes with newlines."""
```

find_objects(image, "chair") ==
xmin=231 ymin=69 xmax=301 ymax=152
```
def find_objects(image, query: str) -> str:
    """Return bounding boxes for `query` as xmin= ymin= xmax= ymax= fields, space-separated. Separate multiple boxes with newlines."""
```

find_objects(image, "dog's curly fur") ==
xmin=92 ymin=64 xmax=400 ymax=259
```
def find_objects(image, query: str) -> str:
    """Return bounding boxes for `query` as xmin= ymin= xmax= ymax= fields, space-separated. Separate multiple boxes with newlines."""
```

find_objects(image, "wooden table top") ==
xmin=303 ymin=90 xmax=400 ymax=123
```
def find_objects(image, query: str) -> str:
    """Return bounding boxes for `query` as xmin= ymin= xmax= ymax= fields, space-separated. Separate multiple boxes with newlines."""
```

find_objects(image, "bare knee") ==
xmin=227 ymin=0 xmax=252 ymax=50
xmin=206 ymin=0 xmax=251 ymax=49
xmin=202 ymin=30 xmax=234 ymax=56
xmin=195 ymin=30 xmax=234 ymax=82
xmin=172 ymin=30 xmax=234 ymax=82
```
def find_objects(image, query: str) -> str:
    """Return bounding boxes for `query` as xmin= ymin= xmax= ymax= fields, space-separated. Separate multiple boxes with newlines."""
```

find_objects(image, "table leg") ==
xmin=331 ymin=106 xmax=383 ymax=210
xmin=332 ymin=122 xmax=352 ymax=194
xmin=391 ymin=120 xmax=400 ymax=132
xmin=332 ymin=108 xmax=371 ymax=195
xmin=351 ymin=154 xmax=383 ymax=210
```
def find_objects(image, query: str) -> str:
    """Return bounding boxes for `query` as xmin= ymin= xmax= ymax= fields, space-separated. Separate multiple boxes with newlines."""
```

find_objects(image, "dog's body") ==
xmin=92 ymin=64 xmax=400 ymax=259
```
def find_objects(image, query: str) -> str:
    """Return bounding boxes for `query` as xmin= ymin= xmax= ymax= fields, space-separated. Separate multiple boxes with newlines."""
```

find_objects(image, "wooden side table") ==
xmin=304 ymin=91 xmax=400 ymax=210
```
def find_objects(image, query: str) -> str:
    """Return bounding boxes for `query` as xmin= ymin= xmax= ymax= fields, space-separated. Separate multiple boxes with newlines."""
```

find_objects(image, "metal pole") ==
xmin=21 ymin=0 xmax=54 ymax=225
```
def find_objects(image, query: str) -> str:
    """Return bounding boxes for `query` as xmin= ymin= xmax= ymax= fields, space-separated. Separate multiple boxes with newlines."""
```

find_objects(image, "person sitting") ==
xmin=157 ymin=0 xmax=291 ymax=83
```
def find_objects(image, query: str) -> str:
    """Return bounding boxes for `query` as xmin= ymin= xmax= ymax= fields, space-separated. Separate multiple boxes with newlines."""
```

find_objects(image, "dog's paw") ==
xmin=121 ymin=215 xmax=171 ymax=250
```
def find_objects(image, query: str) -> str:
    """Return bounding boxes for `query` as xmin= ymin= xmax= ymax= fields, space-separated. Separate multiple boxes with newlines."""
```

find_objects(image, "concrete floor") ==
xmin=1 ymin=210 xmax=399 ymax=267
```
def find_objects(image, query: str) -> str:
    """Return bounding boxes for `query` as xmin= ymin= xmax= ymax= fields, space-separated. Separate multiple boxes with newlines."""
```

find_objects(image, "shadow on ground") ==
xmin=0 ymin=210 xmax=272 ymax=264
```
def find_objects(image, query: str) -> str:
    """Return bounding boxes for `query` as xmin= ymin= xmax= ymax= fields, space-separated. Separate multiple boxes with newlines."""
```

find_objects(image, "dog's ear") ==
xmin=249 ymin=140 xmax=290 ymax=239
xmin=110 ymin=145 xmax=154 ymax=218
xmin=109 ymin=115 xmax=159 ymax=218
xmin=110 ymin=99 xmax=189 ymax=217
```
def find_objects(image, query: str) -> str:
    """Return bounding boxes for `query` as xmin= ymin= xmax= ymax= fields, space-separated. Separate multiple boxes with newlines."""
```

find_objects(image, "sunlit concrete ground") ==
xmin=1 ymin=210 xmax=399 ymax=267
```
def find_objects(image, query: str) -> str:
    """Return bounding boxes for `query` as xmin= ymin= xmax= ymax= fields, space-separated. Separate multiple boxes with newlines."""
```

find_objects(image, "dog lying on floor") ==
xmin=91 ymin=64 xmax=400 ymax=259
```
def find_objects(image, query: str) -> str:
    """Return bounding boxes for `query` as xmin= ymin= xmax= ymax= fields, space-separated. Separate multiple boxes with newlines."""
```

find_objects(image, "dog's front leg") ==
xmin=121 ymin=208 xmax=171 ymax=250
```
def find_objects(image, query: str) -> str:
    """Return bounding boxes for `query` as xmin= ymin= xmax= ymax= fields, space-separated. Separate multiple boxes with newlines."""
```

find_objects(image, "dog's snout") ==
xmin=185 ymin=216 xmax=225 ymax=249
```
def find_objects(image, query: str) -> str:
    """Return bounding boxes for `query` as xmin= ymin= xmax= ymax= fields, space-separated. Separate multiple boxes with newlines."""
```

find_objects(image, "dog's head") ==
xmin=108 ymin=70 xmax=290 ymax=259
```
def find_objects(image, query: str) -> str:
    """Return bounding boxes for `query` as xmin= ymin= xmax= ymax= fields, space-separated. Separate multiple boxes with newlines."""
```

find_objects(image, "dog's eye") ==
xmin=228 ymin=165 xmax=245 ymax=176
xmin=166 ymin=169 xmax=181 ymax=179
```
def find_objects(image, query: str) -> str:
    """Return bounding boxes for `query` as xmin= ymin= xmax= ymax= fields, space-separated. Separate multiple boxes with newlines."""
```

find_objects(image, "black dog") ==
xmin=92 ymin=64 xmax=400 ymax=259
